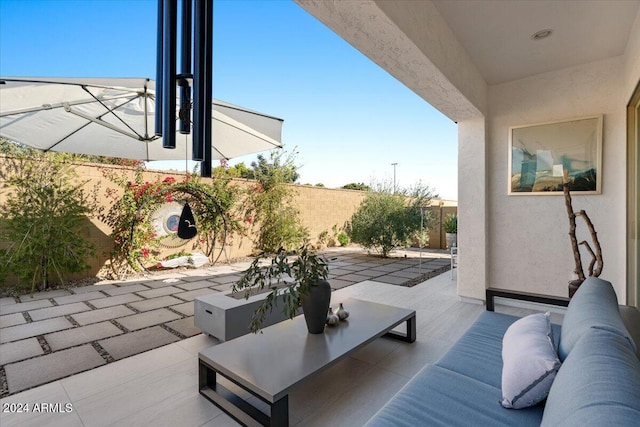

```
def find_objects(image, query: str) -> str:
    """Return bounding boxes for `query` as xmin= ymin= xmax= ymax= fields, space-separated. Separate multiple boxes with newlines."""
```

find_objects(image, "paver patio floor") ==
xmin=0 ymin=247 xmax=449 ymax=397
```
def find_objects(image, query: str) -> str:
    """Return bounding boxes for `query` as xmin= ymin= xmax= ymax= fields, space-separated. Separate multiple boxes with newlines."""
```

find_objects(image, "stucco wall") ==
xmin=486 ymin=57 xmax=628 ymax=301
xmin=1 ymin=158 xmax=454 ymax=284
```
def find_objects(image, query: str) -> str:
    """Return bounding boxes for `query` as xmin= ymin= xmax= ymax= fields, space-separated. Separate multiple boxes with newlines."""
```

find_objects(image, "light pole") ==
xmin=391 ymin=162 xmax=398 ymax=193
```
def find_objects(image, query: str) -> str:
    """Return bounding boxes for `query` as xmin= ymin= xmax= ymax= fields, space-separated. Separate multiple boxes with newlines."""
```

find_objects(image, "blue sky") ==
xmin=0 ymin=0 xmax=458 ymax=199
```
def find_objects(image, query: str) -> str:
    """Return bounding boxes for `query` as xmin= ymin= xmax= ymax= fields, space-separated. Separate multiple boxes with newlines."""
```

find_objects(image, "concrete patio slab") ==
xmin=71 ymin=306 xmax=136 ymax=326
xmin=128 ymin=296 xmax=184 ymax=312
xmin=102 ymin=284 xmax=150 ymax=296
xmin=18 ymin=289 xmax=71 ymax=301
xmin=4 ymin=344 xmax=106 ymax=394
xmin=28 ymin=302 xmax=91 ymax=322
xmin=0 ymin=297 xmax=17 ymax=306
xmin=175 ymin=280 xmax=215 ymax=291
xmin=139 ymin=278 xmax=187 ymax=288
xmin=387 ymin=270 xmax=431 ymax=279
xmin=210 ymin=282 xmax=235 ymax=292
xmin=53 ymin=291 xmax=105 ymax=305
xmin=90 ymin=293 xmax=143 ymax=309
xmin=209 ymin=274 xmax=242 ymax=285
xmin=0 ymin=299 xmax=52 ymax=315
xmin=329 ymin=279 xmax=356 ymax=290
xmin=173 ymin=288 xmax=217 ymax=302
xmin=45 ymin=321 xmax=123 ymax=351
xmin=70 ymin=284 xmax=117 ymax=294
xmin=340 ymin=273 xmax=376 ymax=282
xmin=164 ymin=317 xmax=200 ymax=338
xmin=1 ymin=317 xmax=73 ymax=344
xmin=374 ymin=275 xmax=409 ymax=285
xmin=135 ymin=286 xmax=182 ymax=299
xmin=0 ymin=313 xmax=26 ymax=328
xmin=352 ymin=270 xmax=385 ymax=278
xmin=0 ymin=337 xmax=44 ymax=365
xmin=97 ymin=326 xmax=180 ymax=360
xmin=170 ymin=302 xmax=195 ymax=316
xmin=115 ymin=309 xmax=181 ymax=331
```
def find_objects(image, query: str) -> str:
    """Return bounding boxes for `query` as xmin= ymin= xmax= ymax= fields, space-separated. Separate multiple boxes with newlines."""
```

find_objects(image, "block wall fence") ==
xmin=0 ymin=158 xmax=455 ymax=282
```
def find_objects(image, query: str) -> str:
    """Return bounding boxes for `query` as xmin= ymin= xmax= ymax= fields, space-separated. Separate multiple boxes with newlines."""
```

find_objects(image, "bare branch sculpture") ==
xmin=563 ymin=170 xmax=603 ymax=297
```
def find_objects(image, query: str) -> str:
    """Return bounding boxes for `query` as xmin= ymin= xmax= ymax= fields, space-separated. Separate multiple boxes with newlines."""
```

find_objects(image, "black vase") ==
xmin=301 ymin=280 xmax=331 ymax=334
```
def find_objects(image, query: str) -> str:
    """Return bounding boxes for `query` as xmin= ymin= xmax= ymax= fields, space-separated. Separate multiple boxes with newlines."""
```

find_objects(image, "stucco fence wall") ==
xmin=0 ymin=158 xmax=455 ymax=283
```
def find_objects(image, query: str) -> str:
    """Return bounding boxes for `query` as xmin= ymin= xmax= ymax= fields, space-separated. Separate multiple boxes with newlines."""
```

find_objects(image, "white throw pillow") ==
xmin=500 ymin=312 xmax=561 ymax=409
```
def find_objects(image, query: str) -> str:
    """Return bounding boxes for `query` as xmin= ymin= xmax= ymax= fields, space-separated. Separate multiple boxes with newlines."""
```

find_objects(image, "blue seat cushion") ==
xmin=364 ymin=364 xmax=544 ymax=427
xmin=541 ymin=327 xmax=640 ymax=426
xmin=559 ymin=277 xmax=636 ymax=360
xmin=436 ymin=311 xmax=560 ymax=389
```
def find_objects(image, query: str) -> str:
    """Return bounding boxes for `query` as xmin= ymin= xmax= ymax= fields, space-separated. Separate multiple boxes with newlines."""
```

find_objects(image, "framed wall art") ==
xmin=508 ymin=115 xmax=603 ymax=195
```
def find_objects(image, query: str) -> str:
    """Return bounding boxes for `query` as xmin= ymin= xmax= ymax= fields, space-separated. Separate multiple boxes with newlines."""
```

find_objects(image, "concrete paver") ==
xmin=45 ymin=322 xmax=123 ymax=351
xmin=174 ymin=280 xmax=214 ymax=291
xmin=374 ymin=275 xmax=409 ymax=285
xmin=1 ymin=317 xmax=73 ymax=344
xmin=102 ymin=284 xmax=150 ymax=296
xmin=18 ymin=289 xmax=72 ymax=301
xmin=0 ymin=313 xmax=26 ymax=328
xmin=0 ymin=247 xmax=450 ymax=398
xmin=135 ymin=286 xmax=182 ymax=299
xmin=98 ymin=326 xmax=180 ymax=360
xmin=172 ymin=288 xmax=216 ymax=302
xmin=169 ymin=302 xmax=194 ymax=316
xmin=71 ymin=306 xmax=136 ymax=325
xmin=0 ymin=338 xmax=44 ymax=365
xmin=90 ymin=293 xmax=143 ymax=309
xmin=0 ymin=299 xmax=52 ymax=315
xmin=209 ymin=274 xmax=242 ymax=285
xmin=128 ymin=296 xmax=184 ymax=312
xmin=0 ymin=297 xmax=17 ymax=306
xmin=4 ymin=344 xmax=105 ymax=394
xmin=28 ymin=302 xmax=91 ymax=322
xmin=164 ymin=317 xmax=200 ymax=337
xmin=115 ymin=309 xmax=181 ymax=331
xmin=71 ymin=284 xmax=117 ymax=294
xmin=53 ymin=292 xmax=105 ymax=305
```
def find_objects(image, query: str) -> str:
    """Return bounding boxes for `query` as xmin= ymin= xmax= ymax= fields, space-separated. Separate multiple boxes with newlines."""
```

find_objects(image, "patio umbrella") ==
xmin=0 ymin=77 xmax=283 ymax=161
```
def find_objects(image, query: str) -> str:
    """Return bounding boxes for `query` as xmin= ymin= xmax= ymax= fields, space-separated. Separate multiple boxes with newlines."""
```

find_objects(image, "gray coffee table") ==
xmin=198 ymin=298 xmax=416 ymax=427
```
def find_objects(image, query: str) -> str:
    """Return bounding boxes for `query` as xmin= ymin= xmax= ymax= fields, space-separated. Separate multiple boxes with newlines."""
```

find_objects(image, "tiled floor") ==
xmin=0 ymin=248 xmax=450 ymax=397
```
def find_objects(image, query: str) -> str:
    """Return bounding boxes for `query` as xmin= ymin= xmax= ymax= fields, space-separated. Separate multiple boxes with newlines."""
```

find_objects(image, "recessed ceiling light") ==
xmin=531 ymin=29 xmax=553 ymax=41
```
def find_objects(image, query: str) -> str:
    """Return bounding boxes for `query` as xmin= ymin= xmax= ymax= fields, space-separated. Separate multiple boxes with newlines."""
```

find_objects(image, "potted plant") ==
xmin=443 ymin=213 xmax=457 ymax=249
xmin=232 ymin=245 xmax=331 ymax=334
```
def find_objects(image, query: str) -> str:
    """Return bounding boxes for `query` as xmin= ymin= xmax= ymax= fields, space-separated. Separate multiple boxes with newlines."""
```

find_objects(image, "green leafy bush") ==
xmin=245 ymin=149 xmax=308 ymax=253
xmin=349 ymin=182 xmax=436 ymax=257
xmin=337 ymin=232 xmax=350 ymax=247
xmin=0 ymin=153 xmax=96 ymax=293
xmin=443 ymin=214 xmax=457 ymax=233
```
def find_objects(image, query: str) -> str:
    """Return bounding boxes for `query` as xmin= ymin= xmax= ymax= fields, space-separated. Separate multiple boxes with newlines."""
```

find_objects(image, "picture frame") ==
xmin=508 ymin=115 xmax=603 ymax=195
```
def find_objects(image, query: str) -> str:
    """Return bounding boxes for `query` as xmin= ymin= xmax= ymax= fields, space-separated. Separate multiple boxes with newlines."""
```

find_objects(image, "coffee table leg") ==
xmin=199 ymin=359 xmax=289 ymax=427
xmin=384 ymin=313 xmax=416 ymax=343
xmin=270 ymin=395 xmax=288 ymax=427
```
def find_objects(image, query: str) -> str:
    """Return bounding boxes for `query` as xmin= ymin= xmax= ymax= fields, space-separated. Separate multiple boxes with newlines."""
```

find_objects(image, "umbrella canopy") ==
xmin=0 ymin=77 xmax=283 ymax=161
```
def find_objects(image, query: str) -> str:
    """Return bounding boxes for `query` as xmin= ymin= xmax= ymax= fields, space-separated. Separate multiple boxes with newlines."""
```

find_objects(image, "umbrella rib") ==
xmin=81 ymin=86 xmax=149 ymax=140
xmin=0 ymin=93 xmax=143 ymax=118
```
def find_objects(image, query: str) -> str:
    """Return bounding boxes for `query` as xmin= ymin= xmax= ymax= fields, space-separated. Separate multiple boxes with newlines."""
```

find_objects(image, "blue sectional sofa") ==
xmin=365 ymin=278 xmax=640 ymax=426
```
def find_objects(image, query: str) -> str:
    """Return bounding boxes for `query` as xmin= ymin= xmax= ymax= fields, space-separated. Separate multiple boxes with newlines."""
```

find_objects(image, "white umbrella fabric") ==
xmin=0 ymin=77 xmax=283 ymax=161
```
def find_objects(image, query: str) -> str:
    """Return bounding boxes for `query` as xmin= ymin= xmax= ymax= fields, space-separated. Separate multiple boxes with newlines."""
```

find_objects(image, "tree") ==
xmin=342 ymin=182 xmax=371 ymax=191
xmin=349 ymin=182 xmax=437 ymax=257
xmin=244 ymin=149 xmax=308 ymax=252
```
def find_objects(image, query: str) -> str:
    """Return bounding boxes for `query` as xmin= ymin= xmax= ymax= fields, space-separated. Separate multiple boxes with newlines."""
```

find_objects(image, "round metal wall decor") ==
xmin=151 ymin=201 xmax=194 ymax=248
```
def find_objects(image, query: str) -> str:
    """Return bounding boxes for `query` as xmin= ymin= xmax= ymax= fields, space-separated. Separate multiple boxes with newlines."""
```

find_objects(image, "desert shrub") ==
xmin=245 ymin=149 xmax=308 ymax=253
xmin=337 ymin=232 xmax=350 ymax=247
xmin=349 ymin=182 xmax=436 ymax=257
xmin=0 ymin=153 xmax=96 ymax=293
